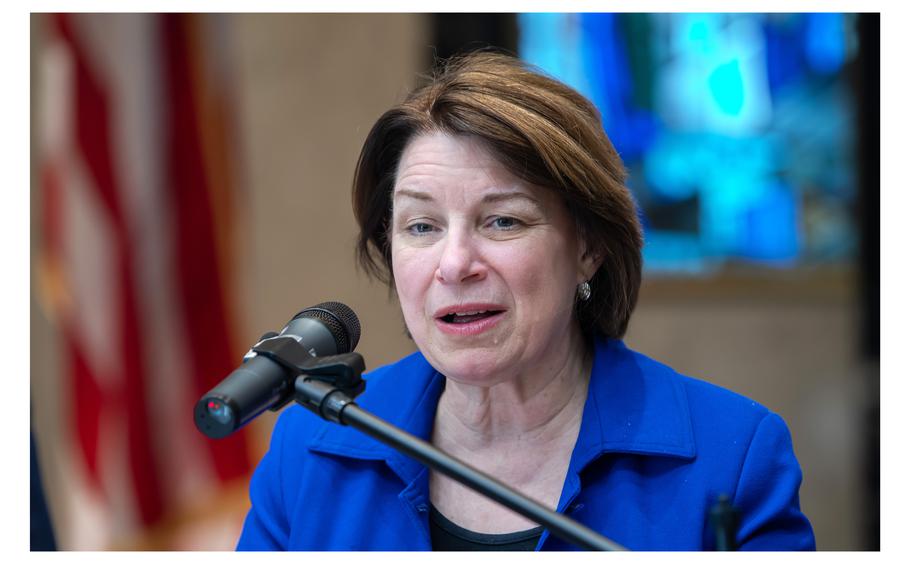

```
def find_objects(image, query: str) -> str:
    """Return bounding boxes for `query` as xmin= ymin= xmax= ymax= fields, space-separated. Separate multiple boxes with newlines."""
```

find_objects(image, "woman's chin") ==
xmin=417 ymin=336 xmax=522 ymax=385
xmin=431 ymin=355 xmax=513 ymax=387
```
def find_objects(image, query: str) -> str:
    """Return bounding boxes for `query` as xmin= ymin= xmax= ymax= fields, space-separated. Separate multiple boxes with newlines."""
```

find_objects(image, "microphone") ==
xmin=194 ymin=301 xmax=361 ymax=439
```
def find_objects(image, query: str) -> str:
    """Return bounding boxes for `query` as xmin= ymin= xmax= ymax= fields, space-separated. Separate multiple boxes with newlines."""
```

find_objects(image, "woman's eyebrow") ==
xmin=392 ymin=188 xmax=435 ymax=203
xmin=392 ymin=189 xmax=541 ymax=207
xmin=481 ymin=191 xmax=542 ymax=207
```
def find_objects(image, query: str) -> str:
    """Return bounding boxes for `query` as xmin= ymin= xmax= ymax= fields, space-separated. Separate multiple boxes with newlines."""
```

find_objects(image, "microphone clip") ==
xmin=297 ymin=352 xmax=366 ymax=392
xmin=250 ymin=336 xmax=366 ymax=415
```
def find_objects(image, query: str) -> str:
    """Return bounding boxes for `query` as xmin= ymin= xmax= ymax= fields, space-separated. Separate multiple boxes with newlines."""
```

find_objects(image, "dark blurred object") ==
xmin=853 ymin=12 xmax=880 ymax=551
xmin=857 ymin=13 xmax=880 ymax=362
xmin=709 ymin=494 xmax=740 ymax=551
xmin=431 ymin=14 xmax=517 ymax=62
xmin=31 ymin=431 xmax=57 ymax=551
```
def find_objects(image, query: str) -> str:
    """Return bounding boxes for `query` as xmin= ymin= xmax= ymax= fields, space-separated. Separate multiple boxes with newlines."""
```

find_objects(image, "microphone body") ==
xmin=195 ymin=302 xmax=360 ymax=439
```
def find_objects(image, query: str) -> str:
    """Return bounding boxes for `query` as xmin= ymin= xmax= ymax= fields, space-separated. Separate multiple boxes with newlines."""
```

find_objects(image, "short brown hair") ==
xmin=352 ymin=52 xmax=643 ymax=339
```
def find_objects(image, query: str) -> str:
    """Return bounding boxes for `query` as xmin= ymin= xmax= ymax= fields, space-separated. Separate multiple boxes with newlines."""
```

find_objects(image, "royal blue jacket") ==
xmin=236 ymin=338 xmax=815 ymax=551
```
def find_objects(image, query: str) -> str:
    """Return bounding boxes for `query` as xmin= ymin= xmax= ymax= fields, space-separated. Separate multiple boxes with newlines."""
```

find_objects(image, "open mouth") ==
xmin=439 ymin=310 xmax=504 ymax=324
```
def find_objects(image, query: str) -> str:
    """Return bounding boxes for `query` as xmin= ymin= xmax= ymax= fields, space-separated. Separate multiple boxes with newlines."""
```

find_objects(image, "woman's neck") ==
xmin=433 ymin=330 xmax=593 ymax=452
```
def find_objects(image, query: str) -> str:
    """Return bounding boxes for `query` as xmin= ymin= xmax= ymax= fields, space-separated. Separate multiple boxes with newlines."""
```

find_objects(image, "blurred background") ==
xmin=29 ymin=13 xmax=879 ymax=551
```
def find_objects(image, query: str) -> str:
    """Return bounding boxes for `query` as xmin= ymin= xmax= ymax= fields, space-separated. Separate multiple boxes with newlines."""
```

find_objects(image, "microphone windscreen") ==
xmin=294 ymin=301 xmax=361 ymax=353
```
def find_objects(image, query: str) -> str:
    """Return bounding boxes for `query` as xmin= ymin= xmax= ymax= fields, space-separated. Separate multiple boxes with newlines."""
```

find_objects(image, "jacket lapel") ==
xmin=555 ymin=339 xmax=697 ymax=516
xmin=577 ymin=339 xmax=697 ymax=461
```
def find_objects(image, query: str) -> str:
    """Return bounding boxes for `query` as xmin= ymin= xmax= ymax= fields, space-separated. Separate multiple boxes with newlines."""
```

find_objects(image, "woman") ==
xmin=236 ymin=52 xmax=815 ymax=551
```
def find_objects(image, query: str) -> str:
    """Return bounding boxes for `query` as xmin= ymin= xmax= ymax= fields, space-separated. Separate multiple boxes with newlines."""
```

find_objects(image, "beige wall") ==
xmin=232 ymin=13 xmax=427 ymax=369
xmin=31 ymin=13 xmax=869 ymax=550
xmin=226 ymin=14 xmax=431 ymax=451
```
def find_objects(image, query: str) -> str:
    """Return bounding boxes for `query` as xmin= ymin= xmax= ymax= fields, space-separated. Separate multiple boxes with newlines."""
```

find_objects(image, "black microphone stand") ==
xmin=254 ymin=339 xmax=628 ymax=551
xmin=709 ymin=494 xmax=740 ymax=551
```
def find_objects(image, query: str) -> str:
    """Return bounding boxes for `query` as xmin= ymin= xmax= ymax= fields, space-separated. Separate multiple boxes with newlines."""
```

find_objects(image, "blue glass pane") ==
xmin=518 ymin=12 xmax=857 ymax=274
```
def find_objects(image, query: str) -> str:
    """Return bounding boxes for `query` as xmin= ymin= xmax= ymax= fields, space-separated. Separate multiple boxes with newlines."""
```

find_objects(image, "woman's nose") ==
xmin=434 ymin=231 xmax=486 ymax=284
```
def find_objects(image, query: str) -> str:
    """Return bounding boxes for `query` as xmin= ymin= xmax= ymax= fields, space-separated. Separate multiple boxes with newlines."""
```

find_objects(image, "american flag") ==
xmin=35 ymin=13 xmax=253 ymax=549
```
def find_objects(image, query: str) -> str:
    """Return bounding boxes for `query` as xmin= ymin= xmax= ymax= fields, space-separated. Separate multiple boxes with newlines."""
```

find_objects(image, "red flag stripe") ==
xmin=38 ymin=14 xmax=254 ymax=546
xmin=42 ymin=159 xmax=105 ymax=486
xmin=49 ymin=13 xmax=164 ymax=526
xmin=161 ymin=14 xmax=250 ymax=482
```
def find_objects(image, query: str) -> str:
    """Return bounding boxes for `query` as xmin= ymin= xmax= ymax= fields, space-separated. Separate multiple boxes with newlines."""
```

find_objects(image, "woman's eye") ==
xmin=491 ymin=216 xmax=519 ymax=230
xmin=408 ymin=222 xmax=435 ymax=235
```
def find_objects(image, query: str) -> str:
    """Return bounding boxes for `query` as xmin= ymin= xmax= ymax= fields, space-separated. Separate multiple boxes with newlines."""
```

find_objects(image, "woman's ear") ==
xmin=577 ymin=242 xmax=603 ymax=284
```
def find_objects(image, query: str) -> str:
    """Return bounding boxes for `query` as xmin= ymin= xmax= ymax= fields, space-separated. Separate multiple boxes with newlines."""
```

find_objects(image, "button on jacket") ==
xmin=236 ymin=338 xmax=815 ymax=551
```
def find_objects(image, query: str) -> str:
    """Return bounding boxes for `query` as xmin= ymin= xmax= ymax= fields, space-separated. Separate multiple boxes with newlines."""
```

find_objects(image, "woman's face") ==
xmin=390 ymin=132 xmax=598 ymax=385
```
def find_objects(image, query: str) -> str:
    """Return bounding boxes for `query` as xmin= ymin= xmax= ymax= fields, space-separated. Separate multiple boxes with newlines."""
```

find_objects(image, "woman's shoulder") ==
xmin=603 ymin=338 xmax=775 ymax=420
xmin=593 ymin=337 xmax=802 ymax=483
xmin=592 ymin=338 xmax=790 ymax=458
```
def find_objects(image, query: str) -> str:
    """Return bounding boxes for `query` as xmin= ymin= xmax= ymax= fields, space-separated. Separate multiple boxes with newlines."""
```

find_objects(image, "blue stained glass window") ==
xmin=518 ymin=13 xmax=858 ymax=274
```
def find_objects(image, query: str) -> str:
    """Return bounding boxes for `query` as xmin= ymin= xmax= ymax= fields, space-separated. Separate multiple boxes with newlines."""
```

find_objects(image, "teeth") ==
xmin=453 ymin=310 xmax=485 ymax=316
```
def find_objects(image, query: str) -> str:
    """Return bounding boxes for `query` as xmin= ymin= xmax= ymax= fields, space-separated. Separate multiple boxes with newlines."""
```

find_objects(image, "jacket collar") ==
xmin=305 ymin=337 xmax=696 ymax=487
xmin=570 ymin=338 xmax=696 ymax=469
